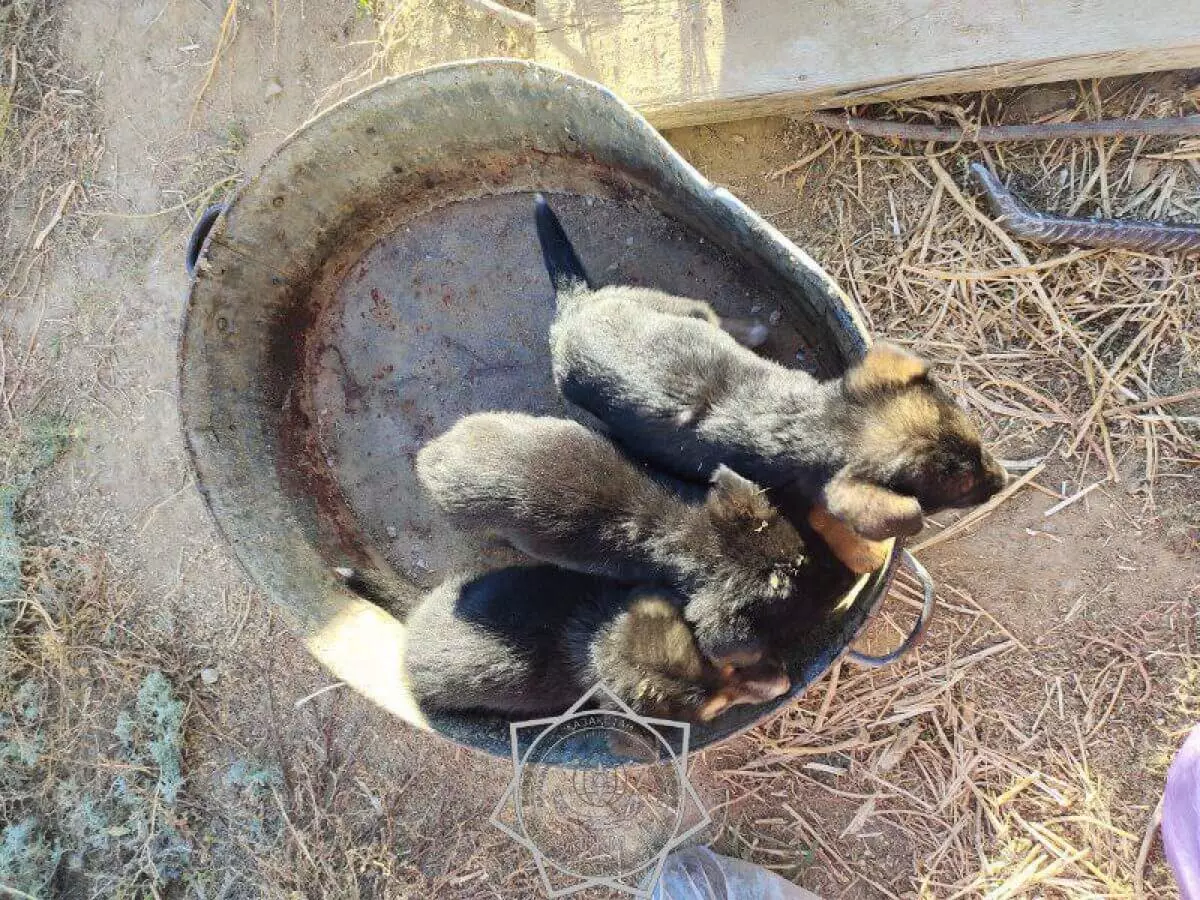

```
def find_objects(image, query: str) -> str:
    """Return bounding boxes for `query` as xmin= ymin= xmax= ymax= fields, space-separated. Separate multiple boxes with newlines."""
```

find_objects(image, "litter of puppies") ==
xmin=402 ymin=194 xmax=1005 ymax=724
xmin=416 ymin=412 xmax=809 ymax=670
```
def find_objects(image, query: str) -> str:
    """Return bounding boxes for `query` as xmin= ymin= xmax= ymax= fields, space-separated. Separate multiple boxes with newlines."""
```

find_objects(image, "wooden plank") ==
xmin=535 ymin=0 xmax=1200 ymax=129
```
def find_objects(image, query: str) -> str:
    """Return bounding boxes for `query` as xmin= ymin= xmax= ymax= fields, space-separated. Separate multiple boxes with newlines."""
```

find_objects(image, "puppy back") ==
xmin=406 ymin=567 xmax=599 ymax=715
xmin=415 ymin=412 xmax=656 ymax=525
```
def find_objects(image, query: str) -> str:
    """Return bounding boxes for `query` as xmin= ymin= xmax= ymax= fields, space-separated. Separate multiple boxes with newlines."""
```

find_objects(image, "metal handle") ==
xmin=185 ymin=204 xmax=226 ymax=277
xmin=847 ymin=549 xmax=935 ymax=667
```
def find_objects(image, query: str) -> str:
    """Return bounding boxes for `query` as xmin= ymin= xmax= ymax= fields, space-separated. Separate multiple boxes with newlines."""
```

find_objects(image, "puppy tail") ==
xmin=534 ymin=193 xmax=591 ymax=297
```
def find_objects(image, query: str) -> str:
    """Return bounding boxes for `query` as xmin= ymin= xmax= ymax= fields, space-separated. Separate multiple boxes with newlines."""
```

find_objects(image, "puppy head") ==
xmin=607 ymin=593 xmax=718 ymax=721
xmin=704 ymin=465 xmax=809 ymax=602
xmin=696 ymin=659 xmax=792 ymax=722
xmin=606 ymin=593 xmax=790 ymax=724
xmin=835 ymin=344 xmax=1007 ymax=535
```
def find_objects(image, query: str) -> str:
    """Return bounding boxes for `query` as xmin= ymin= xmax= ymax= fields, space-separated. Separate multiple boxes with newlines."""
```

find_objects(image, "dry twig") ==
xmin=462 ymin=0 xmax=535 ymax=29
xmin=972 ymin=163 xmax=1200 ymax=254
xmin=190 ymin=0 xmax=239 ymax=127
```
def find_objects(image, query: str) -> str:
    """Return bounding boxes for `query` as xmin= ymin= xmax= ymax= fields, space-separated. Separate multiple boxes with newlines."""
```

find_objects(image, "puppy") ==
xmin=416 ymin=412 xmax=810 ymax=666
xmin=536 ymin=195 xmax=1007 ymax=541
xmin=405 ymin=566 xmax=790 ymax=722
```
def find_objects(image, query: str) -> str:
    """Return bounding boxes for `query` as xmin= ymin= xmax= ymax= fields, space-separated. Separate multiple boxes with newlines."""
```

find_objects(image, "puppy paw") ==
xmin=728 ymin=659 xmax=791 ymax=702
xmin=822 ymin=470 xmax=924 ymax=541
xmin=808 ymin=503 xmax=891 ymax=574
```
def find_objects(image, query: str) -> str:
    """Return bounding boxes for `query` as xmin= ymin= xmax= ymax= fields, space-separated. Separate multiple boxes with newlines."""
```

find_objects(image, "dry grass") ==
xmin=2 ymin=458 xmax=539 ymax=897
xmin=369 ymin=0 xmax=533 ymax=79
xmin=0 ymin=0 xmax=100 ymax=314
xmin=0 ymin=533 xmax=507 ymax=897
xmin=2 ymin=2 xmax=543 ymax=897
xmin=2 ymin=0 xmax=1198 ymax=896
xmin=299 ymin=0 xmax=534 ymax=117
xmin=302 ymin=0 xmax=536 ymax=114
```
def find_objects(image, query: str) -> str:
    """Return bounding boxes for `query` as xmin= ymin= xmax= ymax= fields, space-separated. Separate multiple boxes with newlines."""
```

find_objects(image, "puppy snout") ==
xmin=729 ymin=659 xmax=791 ymax=702
xmin=950 ymin=455 xmax=1007 ymax=507
xmin=750 ymin=670 xmax=792 ymax=701
xmin=975 ymin=455 xmax=1008 ymax=501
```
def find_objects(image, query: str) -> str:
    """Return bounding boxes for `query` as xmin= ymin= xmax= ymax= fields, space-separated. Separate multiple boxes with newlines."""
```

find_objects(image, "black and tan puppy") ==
xmin=405 ymin=566 xmax=790 ymax=722
xmin=535 ymin=194 xmax=1007 ymax=541
xmin=416 ymin=412 xmax=809 ymax=666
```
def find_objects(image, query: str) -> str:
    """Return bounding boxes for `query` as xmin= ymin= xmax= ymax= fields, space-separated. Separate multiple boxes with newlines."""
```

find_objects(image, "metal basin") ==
xmin=178 ymin=60 xmax=929 ymax=764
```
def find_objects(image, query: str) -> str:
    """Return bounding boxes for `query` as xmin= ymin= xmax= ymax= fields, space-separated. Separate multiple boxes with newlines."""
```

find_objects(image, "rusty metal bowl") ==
xmin=178 ymin=60 xmax=932 ymax=766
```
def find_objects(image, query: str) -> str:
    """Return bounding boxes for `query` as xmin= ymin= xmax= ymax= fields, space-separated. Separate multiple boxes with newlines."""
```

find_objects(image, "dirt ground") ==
xmin=1 ymin=1 xmax=1196 ymax=898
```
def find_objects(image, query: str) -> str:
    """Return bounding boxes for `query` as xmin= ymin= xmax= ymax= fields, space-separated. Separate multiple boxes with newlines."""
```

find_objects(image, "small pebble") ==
xmin=200 ymin=668 xmax=219 ymax=686
xmin=625 ymin=236 xmax=634 ymax=246
xmin=386 ymin=525 xmax=398 ymax=538
xmin=768 ymin=309 xmax=782 ymax=325
xmin=264 ymin=79 xmax=283 ymax=101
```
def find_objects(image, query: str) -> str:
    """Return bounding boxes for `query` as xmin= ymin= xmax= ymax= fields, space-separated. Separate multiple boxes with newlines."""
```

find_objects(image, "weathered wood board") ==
xmin=535 ymin=0 xmax=1200 ymax=128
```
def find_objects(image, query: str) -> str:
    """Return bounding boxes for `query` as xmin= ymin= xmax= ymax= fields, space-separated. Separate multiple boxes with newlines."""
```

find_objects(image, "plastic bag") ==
xmin=1164 ymin=724 xmax=1200 ymax=899
xmin=653 ymin=846 xmax=822 ymax=900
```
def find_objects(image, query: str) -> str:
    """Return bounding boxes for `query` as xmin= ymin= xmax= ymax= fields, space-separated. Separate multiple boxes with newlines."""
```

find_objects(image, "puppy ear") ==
xmin=822 ymin=469 xmax=924 ymax=541
xmin=844 ymin=343 xmax=929 ymax=396
xmin=708 ymin=465 xmax=774 ymax=520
